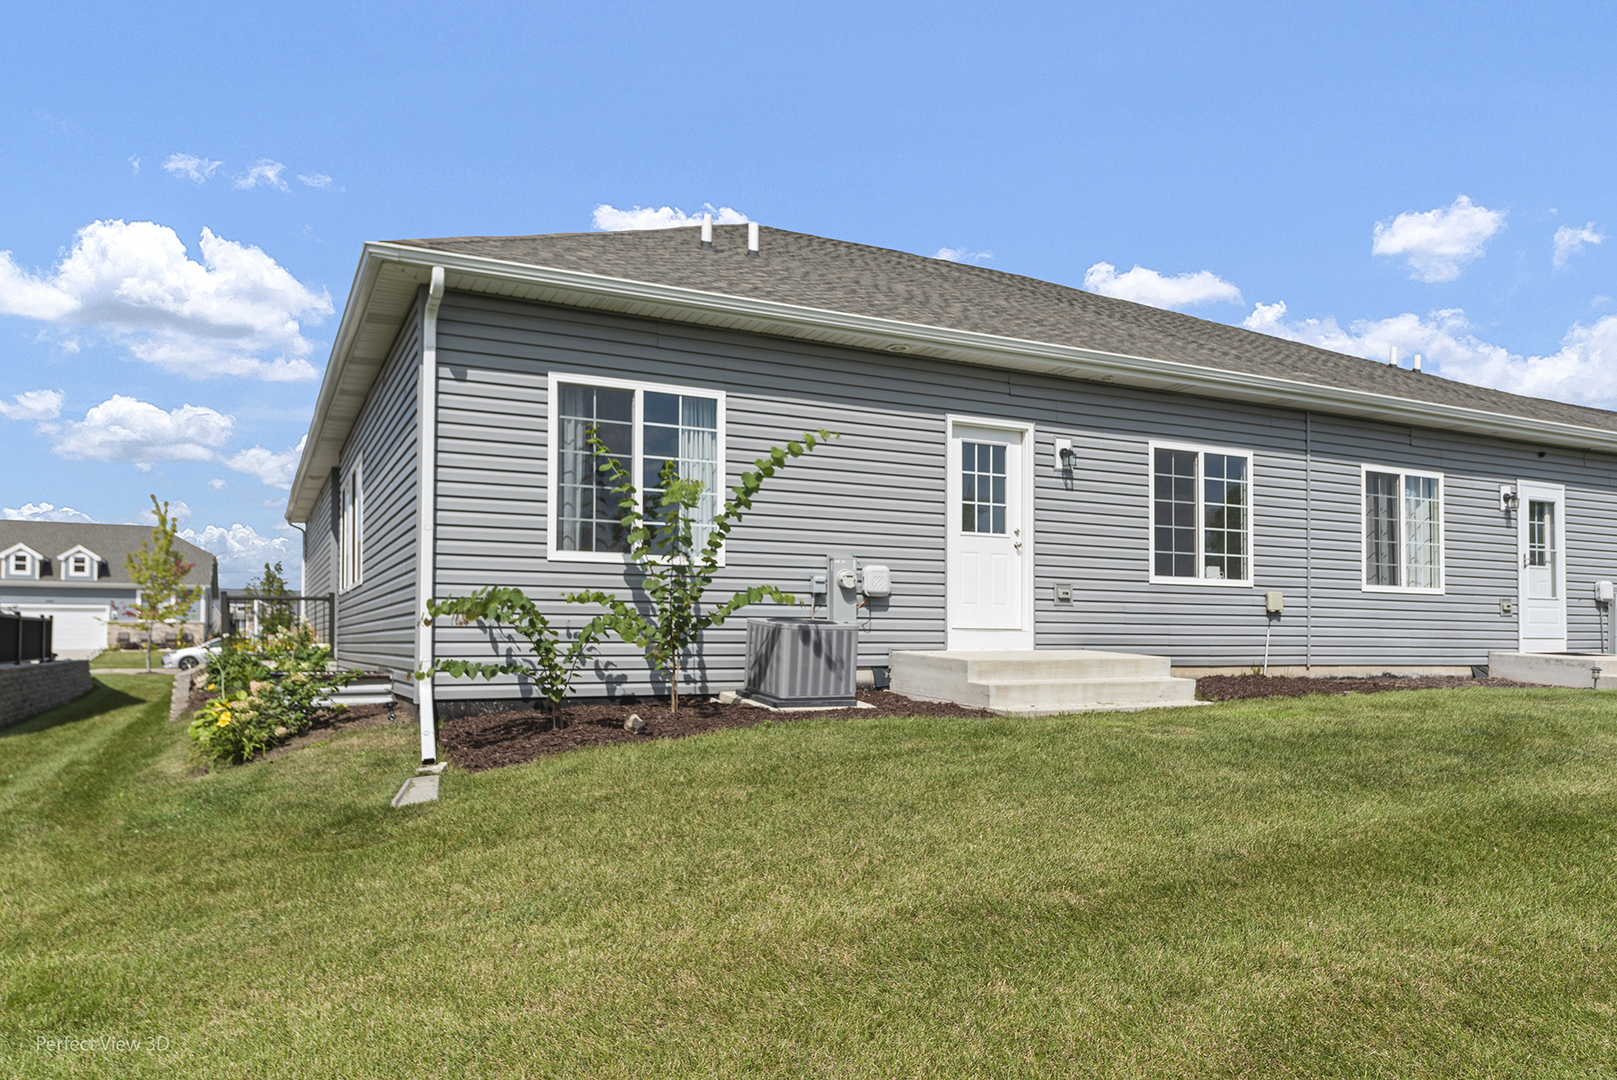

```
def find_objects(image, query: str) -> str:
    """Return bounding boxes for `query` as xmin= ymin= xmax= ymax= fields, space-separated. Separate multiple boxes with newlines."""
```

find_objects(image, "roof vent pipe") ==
xmin=747 ymin=221 xmax=760 ymax=257
xmin=700 ymin=213 xmax=713 ymax=249
xmin=1389 ymin=345 xmax=1398 ymax=367
xmin=1413 ymin=353 xmax=1423 ymax=373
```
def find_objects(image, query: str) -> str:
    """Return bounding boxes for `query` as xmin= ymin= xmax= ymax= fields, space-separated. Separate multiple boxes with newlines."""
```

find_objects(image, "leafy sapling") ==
xmin=568 ymin=426 xmax=838 ymax=714
xmin=418 ymin=586 xmax=601 ymax=715
xmin=122 ymin=495 xmax=204 ymax=672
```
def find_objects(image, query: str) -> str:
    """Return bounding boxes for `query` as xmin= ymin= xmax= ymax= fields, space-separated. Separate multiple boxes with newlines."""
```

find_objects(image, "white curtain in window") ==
xmin=1404 ymin=475 xmax=1439 ymax=589
xmin=680 ymin=395 xmax=719 ymax=550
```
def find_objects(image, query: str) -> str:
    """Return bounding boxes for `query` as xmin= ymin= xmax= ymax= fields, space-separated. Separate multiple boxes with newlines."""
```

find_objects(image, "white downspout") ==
xmin=416 ymin=266 xmax=445 ymax=764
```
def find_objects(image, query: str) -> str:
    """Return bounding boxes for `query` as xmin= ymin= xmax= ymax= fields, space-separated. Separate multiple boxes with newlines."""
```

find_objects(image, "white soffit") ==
xmin=285 ymin=242 xmax=1617 ymax=522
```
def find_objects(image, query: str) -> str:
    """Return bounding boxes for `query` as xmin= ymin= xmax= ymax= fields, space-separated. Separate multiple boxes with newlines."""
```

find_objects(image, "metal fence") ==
xmin=220 ymin=592 xmax=335 ymax=643
xmin=0 ymin=611 xmax=54 ymax=663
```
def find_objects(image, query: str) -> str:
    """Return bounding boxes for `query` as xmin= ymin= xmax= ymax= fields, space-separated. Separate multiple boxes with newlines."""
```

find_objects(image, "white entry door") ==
xmin=947 ymin=420 xmax=1032 ymax=649
xmin=1518 ymin=480 xmax=1567 ymax=652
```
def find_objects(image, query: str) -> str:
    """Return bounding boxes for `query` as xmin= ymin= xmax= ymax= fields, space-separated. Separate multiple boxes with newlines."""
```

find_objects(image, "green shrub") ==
xmin=190 ymin=624 xmax=359 ymax=767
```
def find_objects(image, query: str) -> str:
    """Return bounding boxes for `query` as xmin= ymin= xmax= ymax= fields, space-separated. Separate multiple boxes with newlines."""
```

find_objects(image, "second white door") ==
xmin=1517 ymin=480 xmax=1567 ymax=652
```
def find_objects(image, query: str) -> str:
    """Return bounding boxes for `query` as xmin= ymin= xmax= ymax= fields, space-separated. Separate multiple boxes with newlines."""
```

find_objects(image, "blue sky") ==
xmin=3 ymin=1 xmax=1615 ymax=584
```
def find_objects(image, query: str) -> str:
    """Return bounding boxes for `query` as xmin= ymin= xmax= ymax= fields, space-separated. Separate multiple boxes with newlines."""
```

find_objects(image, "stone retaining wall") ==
xmin=0 ymin=661 xmax=94 ymax=730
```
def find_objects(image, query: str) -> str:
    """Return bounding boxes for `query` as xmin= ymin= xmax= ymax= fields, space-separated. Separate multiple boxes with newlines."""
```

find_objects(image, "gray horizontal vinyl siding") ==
xmin=302 ymin=474 xmax=334 ymax=607
xmin=425 ymin=291 xmax=1617 ymax=699
xmin=335 ymin=295 xmax=421 ymax=687
xmin=432 ymin=293 xmax=946 ymax=701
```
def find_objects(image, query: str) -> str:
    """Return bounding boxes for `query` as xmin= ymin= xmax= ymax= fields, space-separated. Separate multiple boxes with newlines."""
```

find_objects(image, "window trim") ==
xmin=1359 ymin=464 xmax=1446 ymax=594
xmin=545 ymin=372 xmax=728 ymax=565
xmin=340 ymin=458 xmax=364 ymax=592
xmin=1146 ymin=439 xmax=1256 ymax=588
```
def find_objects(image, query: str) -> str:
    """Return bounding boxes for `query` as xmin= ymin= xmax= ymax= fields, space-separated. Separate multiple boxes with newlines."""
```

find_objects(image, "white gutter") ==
xmin=415 ymin=267 xmax=444 ymax=765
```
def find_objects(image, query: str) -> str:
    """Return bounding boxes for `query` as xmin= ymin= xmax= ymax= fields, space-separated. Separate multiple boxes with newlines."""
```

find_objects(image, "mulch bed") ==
xmin=1197 ymin=674 xmax=1536 ymax=701
xmin=438 ymin=690 xmax=996 ymax=772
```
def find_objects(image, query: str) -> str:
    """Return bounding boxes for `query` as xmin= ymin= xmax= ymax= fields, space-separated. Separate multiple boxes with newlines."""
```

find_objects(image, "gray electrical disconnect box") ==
xmin=1265 ymin=590 xmax=1284 ymax=614
xmin=743 ymin=618 xmax=858 ymax=707
xmin=827 ymin=556 xmax=860 ymax=623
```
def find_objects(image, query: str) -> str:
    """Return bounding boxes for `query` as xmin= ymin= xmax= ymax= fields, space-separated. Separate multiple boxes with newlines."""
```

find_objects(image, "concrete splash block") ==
xmin=1489 ymin=651 xmax=1617 ymax=689
xmin=391 ymin=774 xmax=440 ymax=808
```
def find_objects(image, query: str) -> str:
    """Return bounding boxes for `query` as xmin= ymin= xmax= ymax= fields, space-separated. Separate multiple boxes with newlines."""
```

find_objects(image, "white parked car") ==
xmin=162 ymin=637 xmax=224 ymax=670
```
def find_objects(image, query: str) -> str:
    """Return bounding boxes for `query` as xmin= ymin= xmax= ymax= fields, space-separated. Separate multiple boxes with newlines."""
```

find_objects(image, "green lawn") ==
xmin=87 ymin=648 xmax=170 ymax=671
xmin=4 ymin=679 xmax=1617 ymax=1077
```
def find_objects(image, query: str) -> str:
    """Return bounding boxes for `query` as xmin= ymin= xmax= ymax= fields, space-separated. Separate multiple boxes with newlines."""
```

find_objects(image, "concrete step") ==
xmin=984 ymin=677 xmax=1198 ymax=711
xmin=890 ymin=649 xmax=1199 ymax=715
xmin=1489 ymin=650 xmax=1617 ymax=689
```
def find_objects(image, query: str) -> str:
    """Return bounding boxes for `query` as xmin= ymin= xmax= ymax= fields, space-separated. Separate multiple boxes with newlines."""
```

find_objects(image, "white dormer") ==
xmin=58 ymin=544 xmax=101 ymax=580
xmin=1 ymin=543 xmax=45 ymax=579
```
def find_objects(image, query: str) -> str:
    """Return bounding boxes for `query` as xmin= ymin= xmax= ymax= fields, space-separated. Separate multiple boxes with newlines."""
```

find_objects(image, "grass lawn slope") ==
xmin=4 ymin=681 xmax=1617 ymax=1077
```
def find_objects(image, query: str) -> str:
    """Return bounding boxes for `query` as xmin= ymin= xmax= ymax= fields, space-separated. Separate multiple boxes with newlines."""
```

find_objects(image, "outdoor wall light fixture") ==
xmin=1500 ymin=486 xmax=1520 ymax=512
xmin=1054 ymin=438 xmax=1076 ymax=470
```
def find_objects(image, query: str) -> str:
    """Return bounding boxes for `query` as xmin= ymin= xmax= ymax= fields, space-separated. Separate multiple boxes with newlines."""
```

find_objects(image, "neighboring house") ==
xmin=0 ymin=522 xmax=218 ymax=659
xmin=286 ymin=224 xmax=1617 ymax=757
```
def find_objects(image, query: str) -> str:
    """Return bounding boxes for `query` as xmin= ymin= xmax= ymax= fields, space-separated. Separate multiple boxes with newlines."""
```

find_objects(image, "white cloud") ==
xmin=224 ymin=434 xmax=306 ymax=489
xmin=234 ymin=160 xmax=290 ymax=192
xmin=1553 ymin=222 xmax=1604 ymax=268
xmin=1083 ymin=262 xmax=1242 ymax=310
xmin=208 ymin=478 xmax=226 ymax=491
xmin=934 ymin=247 xmax=993 ymax=264
xmin=0 ymin=389 xmax=64 ymax=421
xmin=298 ymin=173 xmax=333 ymax=189
xmin=591 ymin=202 xmax=750 ymax=231
xmin=180 ymin=522 xmax=297 ymax=586
xmin=0 ymin=220 xmax=332 ymax=380
xmin=1372 ymin=195 xmax=1506 ymax=283
xmin=1244 ymin=300 xmax=1617 ymax=409
xmin=168 ymin=500 xmax=193 ymax=522
xmin=43 ymin=394 xmax=234 ymax=470
xmin=129 ymin=156 xmax=140 ymax=176
xmin=3 ymin=501 xmax=94 ymax=523
xmin=163 ymin=152 xmax=223 ymax=184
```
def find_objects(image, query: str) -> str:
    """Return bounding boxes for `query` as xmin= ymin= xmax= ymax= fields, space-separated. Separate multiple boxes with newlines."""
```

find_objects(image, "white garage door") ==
xmin=9 ymin=604 xmax=111 ymax=657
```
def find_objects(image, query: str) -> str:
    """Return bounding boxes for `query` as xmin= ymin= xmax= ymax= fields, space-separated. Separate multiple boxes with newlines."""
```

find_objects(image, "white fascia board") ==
xmin=287 ymin=241 xmax=1617 ymax=522
xmin=285 ymin=250 xmax=392 ymax=523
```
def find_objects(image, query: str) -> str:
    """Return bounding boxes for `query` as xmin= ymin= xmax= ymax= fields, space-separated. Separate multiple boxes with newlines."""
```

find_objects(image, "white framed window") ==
xmin=340 ymin=460 xmax=364 ymax=591
xmin=546 ymin=373 xmax=726 ymax=563
xmin=1148 ymin=441 xmax=1254 ymax=586
xmin=10 ymin=552 xmax=28 ymax=575
xmin=1361 ymin=466 xmax=1444 ymax=592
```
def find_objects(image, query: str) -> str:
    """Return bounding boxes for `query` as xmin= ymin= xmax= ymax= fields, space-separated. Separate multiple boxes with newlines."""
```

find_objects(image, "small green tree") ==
xmin=245 ymin=560 xmax=296 ymax=638
xmin=124 ymin=495 xmax=204 ymax=673
xmin=417 ymin=587 xmax=600 ymax=715
xmin=568 ymin=426 xmax=837 ymax=714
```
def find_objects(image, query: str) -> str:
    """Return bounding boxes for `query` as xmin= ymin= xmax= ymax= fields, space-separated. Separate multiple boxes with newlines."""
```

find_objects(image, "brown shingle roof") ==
xmin=395 ymin=224 xmax=1617 ymax=434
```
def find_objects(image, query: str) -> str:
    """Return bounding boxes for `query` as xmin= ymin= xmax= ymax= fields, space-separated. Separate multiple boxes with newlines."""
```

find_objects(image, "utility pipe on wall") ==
xmin=415 ymin=266 xmax=445 ymax=764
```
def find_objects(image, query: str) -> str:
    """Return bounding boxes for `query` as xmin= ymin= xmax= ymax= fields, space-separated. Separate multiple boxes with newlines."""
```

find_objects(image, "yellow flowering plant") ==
xmin=189 ymin=621 xmax=359 ymax=767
